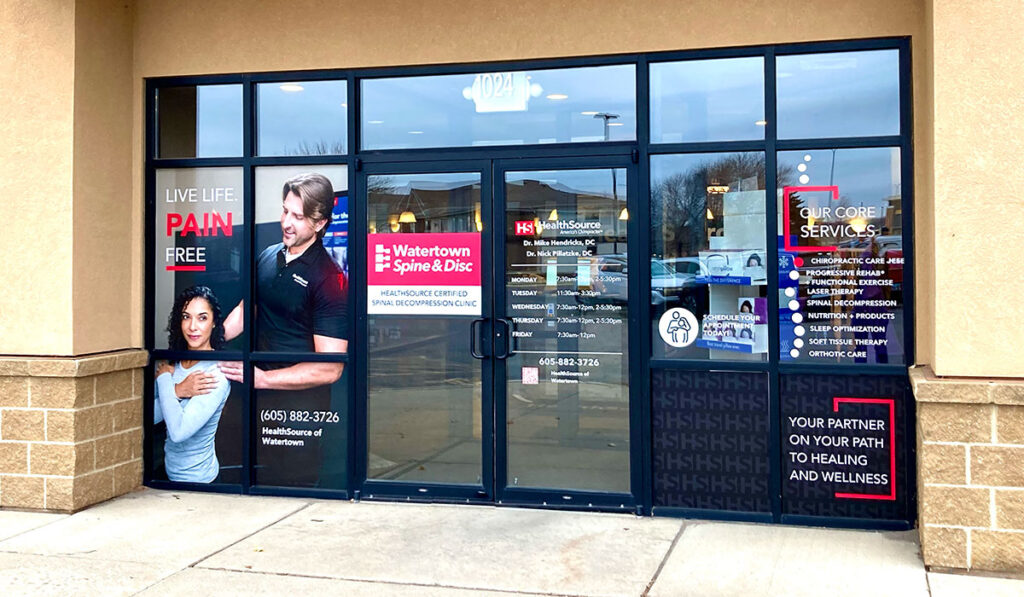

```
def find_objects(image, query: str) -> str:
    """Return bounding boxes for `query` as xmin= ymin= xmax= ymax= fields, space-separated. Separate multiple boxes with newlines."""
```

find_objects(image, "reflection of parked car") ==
xmin=875 ymin=235 xmax=903 ymax=298
xmin=652 ymin=258 xmax=707 ymax=314
xmin=581 ymin=256 xmax=709 ymax=314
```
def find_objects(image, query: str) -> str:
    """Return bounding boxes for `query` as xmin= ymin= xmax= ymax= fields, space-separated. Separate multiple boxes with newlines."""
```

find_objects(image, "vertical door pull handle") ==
xmin=494 ymin=318 xmax=513 ymax=359
xmin=470 ymin=318 xmax=486 ymax=359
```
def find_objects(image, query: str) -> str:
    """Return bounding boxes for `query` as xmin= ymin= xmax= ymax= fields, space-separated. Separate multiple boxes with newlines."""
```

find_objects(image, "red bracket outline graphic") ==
xmin=832 ymin=396 xmax=897 ymax=501
xmin=782 ymin=185 xmax=840 ymax=253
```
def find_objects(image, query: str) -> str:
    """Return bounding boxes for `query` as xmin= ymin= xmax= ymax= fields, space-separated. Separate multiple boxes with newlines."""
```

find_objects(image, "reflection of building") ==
xmin=884 ymin=194 xmax=902 ymax=235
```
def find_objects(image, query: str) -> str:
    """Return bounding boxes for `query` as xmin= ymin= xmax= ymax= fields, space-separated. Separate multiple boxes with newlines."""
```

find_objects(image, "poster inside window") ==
xmin=650 ymin=153 xmax=768 ymax=361
xmin=151 ymin=285 xmax=243 ymax=484
xmin=154 ymin=168 xmax=246 ymax=350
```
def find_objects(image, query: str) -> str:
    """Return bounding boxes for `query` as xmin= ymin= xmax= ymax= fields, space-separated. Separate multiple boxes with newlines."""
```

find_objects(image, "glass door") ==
xmin=357 ymin=158 xmax=638 ymax=509
xmin=360 ymin=164 xmax=494 ymax=501
xmin=494 ymin=159 xmax=638 ymax=508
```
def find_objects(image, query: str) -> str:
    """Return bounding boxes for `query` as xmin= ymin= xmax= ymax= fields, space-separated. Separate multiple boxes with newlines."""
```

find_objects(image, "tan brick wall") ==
xmin=913 ymin=366 xmax=1024 ymax=574
xmin=0 ymin=349 xmax=147 ymax=512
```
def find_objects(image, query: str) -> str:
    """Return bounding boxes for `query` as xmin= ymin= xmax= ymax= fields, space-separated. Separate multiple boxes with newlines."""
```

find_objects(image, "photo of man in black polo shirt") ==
xmin=217 ymin=172 xmax=348 ymax=485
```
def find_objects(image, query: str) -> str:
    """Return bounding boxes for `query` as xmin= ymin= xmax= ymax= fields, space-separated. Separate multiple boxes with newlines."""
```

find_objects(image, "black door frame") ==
xmin=353 ymin=155 xmax=642 ymax=512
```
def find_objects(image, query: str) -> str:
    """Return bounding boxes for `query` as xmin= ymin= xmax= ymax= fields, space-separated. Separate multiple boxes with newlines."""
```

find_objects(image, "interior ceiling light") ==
xmin=581 ymin=111 xmax=599 ymax=116
xmin=547 ymin=208 xmax=559 ymax=221
xmin=618 ymin=207 xmax=629 ymax=221
xmin=546 ymin=94 xmax=569 ymax=100
xmin=368 ymin=120 xmax=384 ymax=124
xmin=408 ymin=131 xmax=424 ymax=134
xmin=279 ymin=83 xmax=304 ymax=92
xmin=755 ymin=120 xmax=768 ymax=126
xmin=399 ymin=211 xmax=417 ymax=223
xmin=608 ymin=122 xmax=624 ymax=127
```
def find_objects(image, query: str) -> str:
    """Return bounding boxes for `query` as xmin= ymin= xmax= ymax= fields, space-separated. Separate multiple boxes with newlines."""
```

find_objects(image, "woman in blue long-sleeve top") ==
xmin=154 ymin=286 xmax=231 ymax=483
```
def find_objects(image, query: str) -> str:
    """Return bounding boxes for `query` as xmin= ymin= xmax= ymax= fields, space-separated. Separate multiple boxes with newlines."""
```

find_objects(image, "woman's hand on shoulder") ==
xmin=156 ymin=361 xmax=174 ymax=377
xmin=174 ymin=371 xmax=218 ymax=398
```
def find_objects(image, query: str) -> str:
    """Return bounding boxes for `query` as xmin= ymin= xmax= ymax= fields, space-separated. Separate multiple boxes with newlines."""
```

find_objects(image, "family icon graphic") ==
xmin=659 ymin=308 xmax=699 ymax=348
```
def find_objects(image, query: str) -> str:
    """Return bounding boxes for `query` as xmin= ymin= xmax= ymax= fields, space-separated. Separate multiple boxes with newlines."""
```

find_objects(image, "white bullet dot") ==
xmin=790 ymin=349 xmax=800 ymax=358
xmin=794 ymin=325 xmax=806 ymax=336
xmin=794 ymin=338 xmax=805 ymax=348
xmin=797 ymin=163 xmax=807 ymax=172
xmin=799 ymin=174 xmax=810 ymax=184
xmin=804 ymin=154 xmax=812 ymax=162
xmin=785 ymin=287 xmax=796 ymax=297
xmin=788 ymin=300 xmax=800 ymax=311
xmin=789 ymin=270 xmax=800 ymax=281
xmin=792 ymin=313 xmax=803 ymax=323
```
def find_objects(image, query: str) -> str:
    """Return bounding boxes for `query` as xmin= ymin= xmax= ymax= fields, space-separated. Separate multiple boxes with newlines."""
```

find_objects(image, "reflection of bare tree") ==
xmin=653 ymin=154 xmax=783 ymax=259
xmin=291 ymin=140 xmax=346 ymax=156
xmin=368 ymin=176 xmax=398 ymax=197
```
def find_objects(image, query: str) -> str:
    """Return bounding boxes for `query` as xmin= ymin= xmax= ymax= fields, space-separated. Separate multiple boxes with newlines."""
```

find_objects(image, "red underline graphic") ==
xmin=832 ymin=396 xmax=897 ymax=501
xmin=165 ymin=266 xmax=207 ymax=271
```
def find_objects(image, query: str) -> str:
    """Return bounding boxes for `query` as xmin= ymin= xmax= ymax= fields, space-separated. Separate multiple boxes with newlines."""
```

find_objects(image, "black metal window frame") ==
xmin=143 ymin=36 xmax=915 ymax=527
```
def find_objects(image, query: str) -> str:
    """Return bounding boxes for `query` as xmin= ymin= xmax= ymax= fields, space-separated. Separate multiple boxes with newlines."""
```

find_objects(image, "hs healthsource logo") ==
xmin=375 ymin=244 xmax=391 ymax=272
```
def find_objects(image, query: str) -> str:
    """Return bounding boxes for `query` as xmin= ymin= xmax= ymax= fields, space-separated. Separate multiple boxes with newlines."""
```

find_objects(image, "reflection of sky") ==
xmin=374 ymin=172 xmax=482 ymax=191
xmin=506 ymin=169 xmax=627 ymax=200
xmin=777 ymin=50 xmax=900 ymax=139
xmin=780 ymin=148 xmax=900 ymax=211
xmin=258 ymin=81 xmax=348 ymax=155
xmin=361 ymin=65 xmax=636 ymax=149
xmin=651 ymin=57 xmax=765 ymax=143
xmin=195 ymin=85 xmax=243 ymax=157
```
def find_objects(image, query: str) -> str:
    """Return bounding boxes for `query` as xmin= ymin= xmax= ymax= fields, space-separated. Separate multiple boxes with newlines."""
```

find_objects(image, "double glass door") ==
xmin=359 ymin=158 xmax=636 ymax=508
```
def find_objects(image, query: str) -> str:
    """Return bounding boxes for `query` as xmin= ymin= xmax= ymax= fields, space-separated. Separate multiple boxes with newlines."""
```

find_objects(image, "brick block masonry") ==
xmin=0 ymin=350 xmax=147 ymax=511
xmin=913 ymin=366 xmax=1024 ymax=574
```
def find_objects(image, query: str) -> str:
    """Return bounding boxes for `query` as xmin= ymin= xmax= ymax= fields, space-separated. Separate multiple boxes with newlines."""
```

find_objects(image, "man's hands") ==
xmin=219 ymin=361 xmax=245 ymax=384
xmin=218 ymin=361 xmax=342 ymax=391
xmin=219 ymin=361 xmax=270 ymax=389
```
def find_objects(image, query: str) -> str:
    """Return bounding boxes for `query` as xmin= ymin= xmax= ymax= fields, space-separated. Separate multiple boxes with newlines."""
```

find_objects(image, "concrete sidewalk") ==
xmin=0 ymin=489 xmax=1021 ymax=596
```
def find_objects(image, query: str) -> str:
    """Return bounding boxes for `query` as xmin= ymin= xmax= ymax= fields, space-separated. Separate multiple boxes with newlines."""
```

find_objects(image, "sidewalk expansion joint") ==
xmin=187 ymin=500 xmax=314 ymax=569
xmin=641 ymin=519 xmax=688 ymax=596
xmin=192 ymin=566 xmax=586 ymax=597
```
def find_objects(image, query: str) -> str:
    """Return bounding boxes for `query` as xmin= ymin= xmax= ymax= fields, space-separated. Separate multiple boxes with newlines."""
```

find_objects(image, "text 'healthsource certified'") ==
xmin=367 ymin=232 xmax=482 ymax=315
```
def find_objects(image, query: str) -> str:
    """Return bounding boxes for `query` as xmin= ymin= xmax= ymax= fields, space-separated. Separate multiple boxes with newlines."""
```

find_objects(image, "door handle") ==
xmin=494 ymin=318 xmax=513 ymax=359
xmin=470 ymin=318 xmax=486 ymax=359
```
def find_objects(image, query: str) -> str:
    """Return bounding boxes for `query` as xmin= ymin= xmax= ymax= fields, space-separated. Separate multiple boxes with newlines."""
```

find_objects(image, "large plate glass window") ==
xmin=650 ymin=153 xmax=768 ymax=361
xmin=253 ymin=360 xmax=348 ymax=489
xmin=156 ymin=84 xmax=243 ymax=158
xmin=153 ymin=168 xmax=246 ymax=350
xmin=504 ymin=168 xmax=630 ymax=493
xmin=366 ymin=173 xmax=484 ymax=485
xmin=253 ymin=165 xmax=350 ymax=353
xmin=777 ymin=147 xmax=904 ymax=365
xmin=361 ymin=65 xmax=636 ymax=150
xmin=650 ymin=56 xmax=765 ymax=143
xmin=257 ymin=80 xmax=348 ymax=156
xmin=776 ymin=50 xmax=900 ymax=139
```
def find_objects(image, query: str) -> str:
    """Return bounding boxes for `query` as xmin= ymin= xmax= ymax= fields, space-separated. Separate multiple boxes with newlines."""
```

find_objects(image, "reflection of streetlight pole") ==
xmin=829 ymin=148 xmax=838 ymax=187
xmin=595 ymin=113 xmax=622 ymax=253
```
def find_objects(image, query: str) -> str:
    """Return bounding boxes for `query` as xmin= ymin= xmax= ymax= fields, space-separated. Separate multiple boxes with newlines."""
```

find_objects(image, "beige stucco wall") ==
xmin=130 ymin=0 xmax=932 ymax=359
xmin=929 ymin=0 xmax=1024 ymax=377
xmin=0 ymin=0 xmax=76 ymax=355
xmin=71 ymin=0 xmax=136 ymax=355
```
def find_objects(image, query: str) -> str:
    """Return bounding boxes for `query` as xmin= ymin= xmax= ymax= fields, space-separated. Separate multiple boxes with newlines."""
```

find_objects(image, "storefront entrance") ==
xmin=145 ymin=39 xmax=916 ymax=528
xmin=357 ymin=158 xmax=638 ymax=508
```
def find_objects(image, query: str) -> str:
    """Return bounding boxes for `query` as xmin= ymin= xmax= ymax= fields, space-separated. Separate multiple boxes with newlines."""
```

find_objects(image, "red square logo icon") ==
xmin=514 ymin=220 xmax=535 ymax=236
